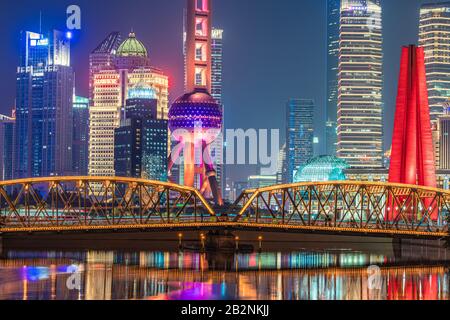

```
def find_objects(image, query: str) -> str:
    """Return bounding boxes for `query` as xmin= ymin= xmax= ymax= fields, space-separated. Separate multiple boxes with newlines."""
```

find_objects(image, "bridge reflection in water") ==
xmin=0 ymin=177 xmax=449 ymax=239
xmin=0 ymin=250 xmax=448 ymax=300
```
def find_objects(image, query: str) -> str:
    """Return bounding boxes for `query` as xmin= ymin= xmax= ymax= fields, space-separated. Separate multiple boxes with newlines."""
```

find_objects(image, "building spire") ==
xmin=39 ymin=11 xmax=42 ymax=33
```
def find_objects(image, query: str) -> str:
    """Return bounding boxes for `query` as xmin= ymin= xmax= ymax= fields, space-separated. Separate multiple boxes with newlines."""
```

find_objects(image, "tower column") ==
xmin=388 ymin=45 xmax=438 ymax=221
xmin=184 ymin=142 xmax=196 ymax=188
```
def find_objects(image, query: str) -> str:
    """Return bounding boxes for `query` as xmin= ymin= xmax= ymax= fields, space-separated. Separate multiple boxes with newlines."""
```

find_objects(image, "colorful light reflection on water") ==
xmin=0 ymin=250 xmax=448 ymax=300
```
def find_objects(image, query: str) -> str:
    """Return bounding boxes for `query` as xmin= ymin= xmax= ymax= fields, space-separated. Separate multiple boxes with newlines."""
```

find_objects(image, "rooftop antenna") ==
xmin=39 ymin=11 xmax=42 ymax=33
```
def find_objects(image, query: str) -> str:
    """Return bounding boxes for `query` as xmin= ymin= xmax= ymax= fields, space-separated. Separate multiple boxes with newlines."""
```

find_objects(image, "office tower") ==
xmin=337 ymin=0 xmax=383 ymax=168
xmin=15 ymin=30 xmax=74 ymax=178
xmin=419 ymin=2 xmax=450 ymax=166
xmin=419 ymin=2 xmax=450 ymax=125
xmin=326 ymin=0 xmax=340 ymax=156
xmin=439 ymin=101 xmax=450 ymax=170
xmin=73 ymin=96 xmax=89 ymax=175
xmin=0 ymin=113 xmax=15 ymax=181
xmin=286 ymin=99 xmax=315 ymax=183
xmin=277 ymin=143 xmax=287 ymax=184
xmin=88 ymin=32 xmax=169 ymax=177
xmin=89 ymin=32 xmax=122 ymax=104
xmin=211 ymin=28 xmax=224 ymax=191
xmin=439 ymin=115 xmax=450 ymax=170
xmin=115 ymin=83 xmax=168 ymax=180
xmin=247 ymin=175 xmax=277 ymax=189
xmin=211 ymin=28 xmax=223 ymax=103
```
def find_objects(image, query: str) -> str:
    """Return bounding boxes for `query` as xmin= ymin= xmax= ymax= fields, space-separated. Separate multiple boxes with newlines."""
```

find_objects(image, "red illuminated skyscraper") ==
xmin=387 ymin=45 xmax=437 ymax=220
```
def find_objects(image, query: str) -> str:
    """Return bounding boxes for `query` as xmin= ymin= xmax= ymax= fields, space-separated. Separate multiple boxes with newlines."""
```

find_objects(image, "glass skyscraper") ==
xmin=419 ymin=2 xmax=450 ymax=168
xmin=419 ymin=2 xmax=450 ymax=125
xmin=0 ymin=113 xmax=15 ymax=181
xmin=114 ymin=83 xmax=168 ymax=181
xmin=286 ymin=99 xmax=315 ymax=183
xmin=89 ymin=32 xmax=122 ymax=105
xmin=15 ymin=30 xmax=74 ymax=178
xmin=337 ymin=0 xmax=383 ymax=168
xmin=72 ymin=96 xmax=90 ymax=175
xmin=326 ymin=0 xmax=340 ymax=156
xmin=211 ymin=28 xmax=225 ymax=191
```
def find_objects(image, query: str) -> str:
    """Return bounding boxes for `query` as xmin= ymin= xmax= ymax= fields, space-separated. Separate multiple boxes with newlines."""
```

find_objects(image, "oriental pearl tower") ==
xmin=168 ymin=0 xmax=224 ymax=205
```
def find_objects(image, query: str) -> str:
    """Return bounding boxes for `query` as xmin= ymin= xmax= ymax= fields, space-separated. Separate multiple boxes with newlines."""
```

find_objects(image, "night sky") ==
xmin=0 ymin=0 xmax=447 ymax=182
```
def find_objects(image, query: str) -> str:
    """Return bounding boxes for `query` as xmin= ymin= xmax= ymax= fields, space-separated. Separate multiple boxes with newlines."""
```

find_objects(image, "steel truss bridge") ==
xmin=0 ymin=178 xmax=449 ymax=240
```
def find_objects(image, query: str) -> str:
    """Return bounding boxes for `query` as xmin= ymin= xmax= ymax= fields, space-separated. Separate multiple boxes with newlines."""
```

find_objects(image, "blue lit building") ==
xmin=0 ymin=113 xmax=15 ymax=181
xmin=15 ymin=30 xmax=74 ymax=178
xmin=114 ymin=83 xmax=168 ymax=180
xmin=286 ymin=99 xmax=315 ymax=183
xmin=294 ymin=156 xmax=349 ymax=183
xmin=73 ymin=96 xmax=89 ymax=175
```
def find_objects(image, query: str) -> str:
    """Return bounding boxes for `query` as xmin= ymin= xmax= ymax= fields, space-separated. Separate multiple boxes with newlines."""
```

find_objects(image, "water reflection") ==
xmin=0 ymin=250 xmax=448 ymax=300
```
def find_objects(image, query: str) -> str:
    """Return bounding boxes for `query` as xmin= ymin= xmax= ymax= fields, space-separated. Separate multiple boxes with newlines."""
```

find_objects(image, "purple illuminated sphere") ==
xmin=169 ymin=89 xmax=223 ymax=144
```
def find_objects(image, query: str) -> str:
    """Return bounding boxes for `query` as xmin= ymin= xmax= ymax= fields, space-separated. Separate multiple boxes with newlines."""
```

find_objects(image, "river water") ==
xmin=0 ymin=248 xmax=449 ymax=300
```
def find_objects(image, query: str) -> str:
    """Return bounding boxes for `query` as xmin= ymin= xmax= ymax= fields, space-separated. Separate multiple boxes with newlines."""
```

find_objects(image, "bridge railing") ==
xmin=231 ymin=182 xmax=450 ymax=236
xmin=0 ymin=177 xmax=216 ymax=231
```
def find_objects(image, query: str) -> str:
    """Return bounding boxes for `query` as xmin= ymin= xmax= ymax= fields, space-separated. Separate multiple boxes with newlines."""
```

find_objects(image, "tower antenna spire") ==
xmin=39 ymin=11 xmax=42 ymax=33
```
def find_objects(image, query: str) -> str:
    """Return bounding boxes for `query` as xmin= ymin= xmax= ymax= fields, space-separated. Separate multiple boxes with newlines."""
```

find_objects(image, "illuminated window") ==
xmin=196 ymin=18 xmax=207 ymax=37
xmin=196 ymin=0 xmax=208 ymax=12
xmin=195 ymin=67 xmax=206 ymax=86
xmin=195 ymin=43 xmax=207 ymax=61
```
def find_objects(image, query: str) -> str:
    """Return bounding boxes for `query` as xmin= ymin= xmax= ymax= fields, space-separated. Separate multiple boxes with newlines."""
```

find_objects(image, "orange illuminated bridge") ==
xmin=0 ymin=177 xmax=448 ymax=240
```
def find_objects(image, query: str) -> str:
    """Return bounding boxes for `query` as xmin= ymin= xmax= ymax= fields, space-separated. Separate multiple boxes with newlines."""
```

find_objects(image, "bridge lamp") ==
xmin=200 ymin=233 xmax=206 ymax=251
xmin=178 ymin=233 xmax=183 ymax=249
xmin=258 ymin=236 xmax=263 ymax=251
xmin=235 ymin=236 xmax=240 ymax=251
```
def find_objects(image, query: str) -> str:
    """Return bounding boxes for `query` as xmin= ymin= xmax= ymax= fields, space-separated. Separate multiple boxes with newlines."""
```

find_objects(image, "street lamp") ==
xmin=200 ymin=233 xmax=206 ymax=252
xmin=258 ymin=236 xmax=263 ymax=251
xmin=235 ymin=236 xmax=240 ymax=251
xmin=178 ymin=233 xmax=183 ymax=250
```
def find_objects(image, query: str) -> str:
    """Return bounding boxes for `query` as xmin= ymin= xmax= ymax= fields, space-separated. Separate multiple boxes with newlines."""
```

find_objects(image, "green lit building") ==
xmin=294 ymin=156 xmax=349 ymax=183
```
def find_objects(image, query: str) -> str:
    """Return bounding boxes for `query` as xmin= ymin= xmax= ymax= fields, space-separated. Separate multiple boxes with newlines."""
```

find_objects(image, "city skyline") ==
xmin=0 ymin=0 xmax=449 ymax=305
xmin=0 ymin=0 xmax=449 ymax=182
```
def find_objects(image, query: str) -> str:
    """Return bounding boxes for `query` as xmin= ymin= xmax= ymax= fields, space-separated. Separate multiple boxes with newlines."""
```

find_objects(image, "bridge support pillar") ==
xmin=392 ymin=238 xmax=402 ymax=260
xmin=205 ymin=231 xmax=237 ymax=251
xmin=0 ymin=235 xmax=3 ymax=258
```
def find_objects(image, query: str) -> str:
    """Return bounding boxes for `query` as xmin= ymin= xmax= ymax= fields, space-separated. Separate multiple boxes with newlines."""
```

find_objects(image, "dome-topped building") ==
xmin=294 ymin=156 xmax=349 ymax=183
xmin=114 ymin=31 xmax=151 ymax=70
xmin=117 ymin=32 xmax=148 ymax=57
xmin=88 ymin=30 xmax=169 ymax=180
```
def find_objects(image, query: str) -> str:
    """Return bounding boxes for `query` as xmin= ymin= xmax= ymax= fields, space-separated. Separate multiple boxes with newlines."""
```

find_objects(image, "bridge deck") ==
xmin=0 ymin=221 xmax=447 ymax=240
xmin=0 ymin=178 xmax=449 ymax=240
